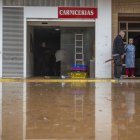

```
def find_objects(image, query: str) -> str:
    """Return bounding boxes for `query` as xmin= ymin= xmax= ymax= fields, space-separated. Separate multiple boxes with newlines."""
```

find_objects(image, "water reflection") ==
xmin=0 ymin=81 xmax=140 ymax=140
xmin=113 ymin=82 xmax=137 ymax=140
xmin=23 ymin=83 xmax=27 ymax=140
xmin=71 ymin=83 xmax=85 ymax=121
xmin=26 ymin=82 xmax=95 ymax=139
xmin=2 ymin=82 xmax=24 ymax=140
xmin=124 ymin=83 xmax=135 ymax=123
xmin=0 ymin=83 xmax=2 ymax=138
xmin=95 ymin=83 xmax=112 ymax=140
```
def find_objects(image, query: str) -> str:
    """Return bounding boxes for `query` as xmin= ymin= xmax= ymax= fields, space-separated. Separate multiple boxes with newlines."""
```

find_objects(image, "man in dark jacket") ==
xmin=112 ymin=31 xmax=125 ymax=79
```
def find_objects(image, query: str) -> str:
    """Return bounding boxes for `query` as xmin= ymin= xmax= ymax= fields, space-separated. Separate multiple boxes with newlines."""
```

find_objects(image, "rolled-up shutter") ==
xmin=3 ymin=7 xmax=24 ymax=77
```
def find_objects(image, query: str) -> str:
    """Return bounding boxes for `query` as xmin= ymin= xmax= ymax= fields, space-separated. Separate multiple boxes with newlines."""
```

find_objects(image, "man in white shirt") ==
xmin=55 ymin=49 xmax=66 ymax=62
xmin=55 ymin=49 xmax=66 ymax=76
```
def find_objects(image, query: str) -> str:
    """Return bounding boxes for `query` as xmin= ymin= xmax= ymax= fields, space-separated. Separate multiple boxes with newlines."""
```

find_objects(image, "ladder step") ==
xmin=75 ymin=34 xmax=83 ymax=35
xmin=76 ymin=51 xmax=82 ymax=53
xmin=75 ymin=33 xmax=83 ymax=65
xmin=76 ymin=53 xmax=83 ymax=54
xmin=76 ymin=59 xmax=83 ymax=61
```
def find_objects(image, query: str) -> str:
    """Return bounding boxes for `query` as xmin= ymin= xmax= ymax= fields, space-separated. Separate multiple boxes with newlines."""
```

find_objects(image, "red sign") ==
xmin=58 ymin=7 xmax=97 ymax=19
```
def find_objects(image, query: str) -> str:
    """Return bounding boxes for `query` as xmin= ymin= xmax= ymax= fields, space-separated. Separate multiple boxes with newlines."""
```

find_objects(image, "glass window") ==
xmin=45 ymin=0 xmax=51 ymax=6
xmin=120 ymin=23 xmax=126 ymax=30
xmin=94 ymin=0 xmax=97 ymax=7
xmin=56 ymin=0 xmax=60 ymax=6
xmin=3 ymin=0 xmax=23 ymax=6
xmin=65 ymin=0 xmax=71 ymax=6
xmin=85 ymin=0 xmax=91 ymax=7
xmin=3 ymin=0 xmax=94 ymax=7
xmin=128 ymin=23 xmax=140 ymax=30
xmin=75 ymin=0 xmax=80 ymax=6
xmin=59 ymin=0 xmax=65 ymax=6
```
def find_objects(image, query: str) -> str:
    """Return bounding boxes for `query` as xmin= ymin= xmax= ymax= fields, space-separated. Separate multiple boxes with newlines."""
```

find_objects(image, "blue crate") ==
xmin=71 ymin=64 xmax=87 ymax=69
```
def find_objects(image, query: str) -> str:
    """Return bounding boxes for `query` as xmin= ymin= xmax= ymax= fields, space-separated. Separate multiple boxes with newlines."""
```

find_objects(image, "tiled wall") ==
xmin=112 ymin=0 xmax=140 ymax=40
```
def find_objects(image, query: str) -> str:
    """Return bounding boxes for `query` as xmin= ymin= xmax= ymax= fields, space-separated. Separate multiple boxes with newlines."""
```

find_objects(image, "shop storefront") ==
xmin=0 ymin=0 xmax=112 ymax=78
xmin=112 ymin=0 xmax=140 ymax=77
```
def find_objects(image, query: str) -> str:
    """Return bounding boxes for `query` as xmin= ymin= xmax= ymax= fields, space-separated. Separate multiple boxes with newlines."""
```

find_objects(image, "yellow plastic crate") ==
xmin=69 ymin=72 xmax=87 ymax=79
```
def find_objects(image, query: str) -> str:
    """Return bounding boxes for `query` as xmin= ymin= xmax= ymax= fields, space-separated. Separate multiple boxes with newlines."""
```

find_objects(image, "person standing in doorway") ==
xmin=55 ymin=49 xmax=66 ymax=76
xmin=40 ymin=42 xmax=48 ymax=76
xmin=40 ymin=42 xmax=54 ymax=76
xmin=125 ymin=38 xmax=135 ymax=77
xmin=112 ymin=30 xmax=125 ymax=79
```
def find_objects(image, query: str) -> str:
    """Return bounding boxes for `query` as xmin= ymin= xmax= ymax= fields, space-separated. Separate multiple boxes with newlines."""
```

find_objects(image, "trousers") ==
xmin=113 ymin=55 xmax=122 ymax=78
xmin=125 ymin=68 xmax=135 ymax=76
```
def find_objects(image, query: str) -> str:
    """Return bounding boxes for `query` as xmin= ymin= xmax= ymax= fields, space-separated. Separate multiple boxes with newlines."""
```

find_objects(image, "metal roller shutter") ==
xmin=3 ymin=7 xmax=24 ymax=77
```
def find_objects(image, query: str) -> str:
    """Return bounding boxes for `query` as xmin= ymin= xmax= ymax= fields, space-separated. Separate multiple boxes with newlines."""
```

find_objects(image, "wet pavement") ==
xmin=0 ymin=79 xmax=140 ymax=140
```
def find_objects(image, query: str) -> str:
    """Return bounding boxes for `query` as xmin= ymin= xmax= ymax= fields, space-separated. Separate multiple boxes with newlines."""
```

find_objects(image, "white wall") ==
xmin=24 ymin=5 xmax=112 ymax=78
xmin=0 ymin=0 xmax=2 ymax=78
xmin=24 ymin=7 xmax=58 ymax=18
xmin=1 ymin=4 xmax=112 ymax=78
xmin=95 ymin=0 xmax=112 ymax=78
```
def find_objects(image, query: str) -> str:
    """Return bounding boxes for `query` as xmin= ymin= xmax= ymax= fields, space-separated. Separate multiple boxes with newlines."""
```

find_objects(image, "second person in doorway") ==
xmin=40 ymin=42 xmax=55 ymax=76
xmin=55 ymin=49 xmax=66 ymax=76
xmin=125 ymin=38 xmax=136 ymax=77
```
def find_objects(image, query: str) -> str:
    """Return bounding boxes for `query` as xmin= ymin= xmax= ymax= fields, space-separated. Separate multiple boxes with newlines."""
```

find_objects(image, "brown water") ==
xmin=0 ymin=80 xmax=140 ymax=140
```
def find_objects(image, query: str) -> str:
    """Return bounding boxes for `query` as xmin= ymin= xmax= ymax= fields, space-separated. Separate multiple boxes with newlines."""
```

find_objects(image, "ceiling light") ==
xmin=55 ymin=28 xmax=60 ymax=31
xmin=42 ymin=22 xmax=48 ymax=24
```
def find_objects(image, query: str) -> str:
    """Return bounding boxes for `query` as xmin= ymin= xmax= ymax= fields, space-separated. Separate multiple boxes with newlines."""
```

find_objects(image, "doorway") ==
xmin=33 ymin=27 xmax=60 ymax=76
xmin=119 ymin=20 xmax=140 ymax=76
xmin=26 ymin=21 xmax=95 ymax=78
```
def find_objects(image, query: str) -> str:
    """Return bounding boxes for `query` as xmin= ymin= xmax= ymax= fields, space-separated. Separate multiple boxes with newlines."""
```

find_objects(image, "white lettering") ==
xmin=59 ymin=9 xmax=95 ymax=16
xmin=90 ymin=10 xmax=94 ymax=15
xmin=69 ymin=10 xmax=74 ymax=15
xmin=66 ymin=10 xmax=70 ymax=15
xmin=87 ymin=11 xmax=91 ymax=15
xmin=81 ymin=10 xmax=85 ymax=15
xmin=59 ymin=10 xmax=64 ymax=15
xmin=63 ymin=10 xmax=66 ymax=15
xmin=74 ymin=10 xmax=78 ymax=15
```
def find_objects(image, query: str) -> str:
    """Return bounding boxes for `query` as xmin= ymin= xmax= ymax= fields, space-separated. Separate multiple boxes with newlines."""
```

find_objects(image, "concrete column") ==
xmin=0 ymin=0 xmax=2 ymax=78
xmin=95 ymin=0 xmax=112 ymax=78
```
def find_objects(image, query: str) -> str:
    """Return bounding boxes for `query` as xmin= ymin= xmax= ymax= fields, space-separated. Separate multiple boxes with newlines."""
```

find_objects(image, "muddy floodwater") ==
xmin=0 ymin=80 xmax=140 ymax=140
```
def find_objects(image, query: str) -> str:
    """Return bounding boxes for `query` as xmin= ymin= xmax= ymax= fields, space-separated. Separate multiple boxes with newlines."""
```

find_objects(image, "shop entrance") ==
xmin=33 ymin=27 xmax=60 ymax=76
xmin=27 ymin=21 xmax=95 ymax=78
xmin=119 ymin=17 xmax=140 ymax=76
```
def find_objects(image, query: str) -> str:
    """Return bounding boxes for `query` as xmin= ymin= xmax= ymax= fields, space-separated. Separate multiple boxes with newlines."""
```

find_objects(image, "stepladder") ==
xmin=75 ymin=33 xmax=84 ymax=65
